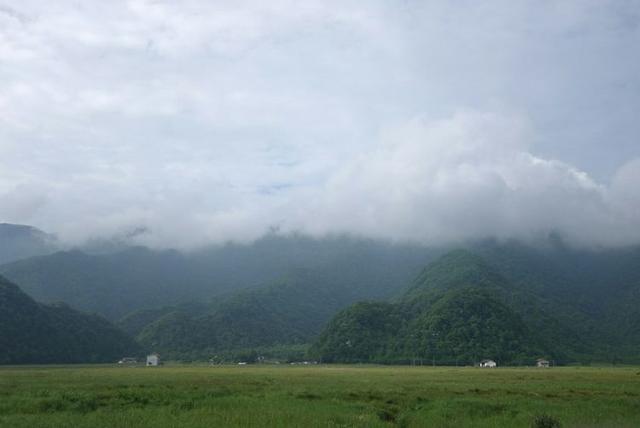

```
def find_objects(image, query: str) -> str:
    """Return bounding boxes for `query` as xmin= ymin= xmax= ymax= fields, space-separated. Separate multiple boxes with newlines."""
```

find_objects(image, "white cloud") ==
xmin=287 ymin=110 xmax=639 ymax=247
xmin=0 ymin=1 xmax=638 ymax=248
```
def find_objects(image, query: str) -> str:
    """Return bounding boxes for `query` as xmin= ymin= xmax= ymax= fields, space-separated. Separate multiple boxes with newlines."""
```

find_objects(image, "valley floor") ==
xmin=0 ymin=364 xmax=638 ymax=427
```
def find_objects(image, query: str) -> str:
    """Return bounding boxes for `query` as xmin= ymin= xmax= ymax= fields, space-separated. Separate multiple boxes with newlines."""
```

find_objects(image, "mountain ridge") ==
xmin=0 ymin=274 xmax=140 ymax=364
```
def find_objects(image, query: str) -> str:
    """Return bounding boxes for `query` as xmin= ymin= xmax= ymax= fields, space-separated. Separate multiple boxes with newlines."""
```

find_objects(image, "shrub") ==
xmin=532 ymin=413 xmax=561 ymax=428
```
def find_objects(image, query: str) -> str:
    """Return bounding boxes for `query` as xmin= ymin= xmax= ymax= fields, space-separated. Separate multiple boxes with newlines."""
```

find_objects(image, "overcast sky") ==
xmin=1 ymin=1 xmax=639 ymax=248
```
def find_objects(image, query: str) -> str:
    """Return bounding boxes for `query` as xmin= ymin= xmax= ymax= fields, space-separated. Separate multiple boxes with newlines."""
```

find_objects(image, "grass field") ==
xmin=0 ymin=365 xmax=639 ymax=427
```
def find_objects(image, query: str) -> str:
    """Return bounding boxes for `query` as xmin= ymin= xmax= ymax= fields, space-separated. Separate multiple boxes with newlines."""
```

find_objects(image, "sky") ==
xmin=0 ymin=0 xmax=639 ymax=248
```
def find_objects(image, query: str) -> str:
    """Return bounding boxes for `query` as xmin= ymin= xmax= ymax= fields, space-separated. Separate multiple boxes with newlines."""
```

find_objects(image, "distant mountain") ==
xmin=473 ymin=241 xmax=640 ymax=360
xmin=0 ymin=248 xmax=202 ymax=320
xmin=124 ymin=248 xmax=441 ymax=359
xmin=311 ymin=246 xmax=640 ymax=365
xmin=5 ymin=226 xmax=639 ymax=365
xmin=1 ymin=234 xmax=440 ymax=320
xmin=312 ymin=250 xmax=551 ymax=364
xmin=0 ymin=223 xmax=58 ymax=265
xmin=0 ymin=275 xmax=139 ymax=364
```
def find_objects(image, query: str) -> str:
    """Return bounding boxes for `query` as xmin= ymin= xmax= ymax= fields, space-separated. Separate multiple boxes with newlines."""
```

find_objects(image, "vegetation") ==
xmin=312 ymin=247 xmax=640 ymax=365
xmin=0 ymin=223 xmax=57 ymax=265
xmin=1 ymin=234 xmax=439 ymax=319
xmin=0 ymin=275 xmax=139 ymax=364
xmin=3 ymin=226 xmax=640 ymax=366
xmin=1 ymin=365 xmax=639 ymax=427
xmin=133 ymin=268 xmax=404 ymax=359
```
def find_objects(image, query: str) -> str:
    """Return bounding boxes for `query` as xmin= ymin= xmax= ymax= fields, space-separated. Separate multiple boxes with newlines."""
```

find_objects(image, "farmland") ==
xmin=1 ymin=365 xmax=639 ymax=427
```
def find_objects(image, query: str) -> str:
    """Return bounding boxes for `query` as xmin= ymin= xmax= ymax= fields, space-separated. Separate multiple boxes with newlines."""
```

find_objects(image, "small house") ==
xmin=536 ymin=358 xmax=550 ymax=368
xmin=146 ymin=354 xmax=160 ymax=366
xmin=479 ymin=359 xmax=497 ymax=368
xmin=118 ymin=357 xmax=137 ymax=365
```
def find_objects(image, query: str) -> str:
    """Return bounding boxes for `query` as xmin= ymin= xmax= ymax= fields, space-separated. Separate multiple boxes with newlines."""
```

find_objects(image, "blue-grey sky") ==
xmin=0 ymin=0 xmax=639 ymax=247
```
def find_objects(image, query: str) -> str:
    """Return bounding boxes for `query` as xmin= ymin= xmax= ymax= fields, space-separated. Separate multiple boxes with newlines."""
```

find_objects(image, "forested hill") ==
xmin=0 ymin=275 xmax=139 ymax=364
xmin=121 ymin=252 xmax=441 ymax=360
xmin=0 ymin=235 xmax=440 ymax=320
xmin=311 ymin=246 xmax=640 ymax=365
xmin=0 ymin=223 xmax=58 ymax=265
xmin=3 ymin=225 xmax=640 ymax=365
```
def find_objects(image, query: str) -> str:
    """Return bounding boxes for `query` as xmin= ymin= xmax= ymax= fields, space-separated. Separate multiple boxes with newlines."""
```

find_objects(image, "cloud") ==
xmin=0 ymin=1 xmax=639 ymax=248
xmin=290 ymin=110 xmax=640 ymax=247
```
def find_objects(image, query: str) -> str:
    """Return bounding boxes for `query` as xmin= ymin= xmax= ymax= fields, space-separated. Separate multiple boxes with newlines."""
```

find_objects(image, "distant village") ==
xmin=118 ymin=354 xmax=553 ymax=368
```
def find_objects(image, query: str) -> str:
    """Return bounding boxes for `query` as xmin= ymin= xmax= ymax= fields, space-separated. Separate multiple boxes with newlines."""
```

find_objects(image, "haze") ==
xmin=1 ymin=1 xmax=639 ymax=248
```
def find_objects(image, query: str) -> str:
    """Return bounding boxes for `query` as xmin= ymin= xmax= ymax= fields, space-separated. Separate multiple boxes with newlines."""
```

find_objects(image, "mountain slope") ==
xmin=0 ymin=223 xmax=58 ymax=265
xmin=0 ymin=275 xmax=139 ymax=364
xmin=402 ymin=288 xmax=543 ymax=364
xmin=1 ymin=235 xmax=439 ymax=320
xmin=474 ymin=241 xmax=640 ymax=361
xmin=132 ymin=257 xmax=439 ymax=359
xmin=311 ymin=246 xmax=638 ymax=365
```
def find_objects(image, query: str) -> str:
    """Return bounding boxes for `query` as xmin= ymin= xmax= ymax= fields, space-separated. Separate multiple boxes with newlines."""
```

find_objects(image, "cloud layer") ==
xmin=0 ymin=1 xmax=639 ymax=248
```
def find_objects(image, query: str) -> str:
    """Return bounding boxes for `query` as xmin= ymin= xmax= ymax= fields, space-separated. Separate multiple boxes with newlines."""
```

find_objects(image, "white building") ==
xmin=479 ymin=359 xmax=497 ymax=368
xmin=146 ymin=354 xmax=160 ymax=366
xmin=536 ymin=358 xmax=550 ymax=368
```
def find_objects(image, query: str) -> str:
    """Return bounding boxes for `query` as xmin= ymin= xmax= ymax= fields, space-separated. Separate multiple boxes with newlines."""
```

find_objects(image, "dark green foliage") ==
xmin=1 ymin=234 xmax=439 ymax=320
xmin=5 ymin=225 xmax=640 ymax=365
xmin=474 ymin=240 xmax=640 ymax=363
xmin=404 ymin=288 xmax=540 ymax=365
xmin=0 ymin=223 xmax=57 ymax=265
xmin=134 ymin=264 xmax=426 ymax=359
xmin=312 ymin=246 xmax=640 ymax=365
xmin=117 ymin=303 xmax=208 ymax=337
xmin=0 ymin=275 xmax=139 ymax=364
xmin=531 ymin=414 xmax=562 ymax=428
xmin=404 ymin=249 xmax=510 ymax=298
xmin=311 ymin=302 xmax=402 ymax=363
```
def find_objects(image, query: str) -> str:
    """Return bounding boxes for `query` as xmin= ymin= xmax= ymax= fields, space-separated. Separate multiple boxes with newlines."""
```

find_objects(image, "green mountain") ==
xmin=125 ymin=254 xmax=440 ymax=359
xmin=473 ymin=241 xmax=640 ymax=361
xmin=4 ymin=225 xmax=639 ymax=365
xmin=1 ymin=235 xmax=439 ymax=320
xmin=308 ymin=301 xmax=402 ymax=363
xmin=0 ymin=223 xmax=58 ymax=265
xmin=0 ymin=275 xmax=140 ymax=364
xmin=311 ymin=246 xmax=640 ymax=365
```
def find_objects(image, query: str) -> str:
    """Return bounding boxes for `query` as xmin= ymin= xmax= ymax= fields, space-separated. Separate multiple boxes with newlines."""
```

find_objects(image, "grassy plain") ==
xmin=0 ymin=364 xmax=639 ymax=427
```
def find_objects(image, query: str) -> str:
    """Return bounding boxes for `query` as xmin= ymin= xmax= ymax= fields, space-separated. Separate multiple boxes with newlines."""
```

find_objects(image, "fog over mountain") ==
xmin=1 ymin=1 xmax=639 ymax=248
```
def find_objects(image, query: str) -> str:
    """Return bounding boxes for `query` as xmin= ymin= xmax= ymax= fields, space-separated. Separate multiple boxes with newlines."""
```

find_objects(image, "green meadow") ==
xmin=0 ymin=365 xmax=639 ymax=427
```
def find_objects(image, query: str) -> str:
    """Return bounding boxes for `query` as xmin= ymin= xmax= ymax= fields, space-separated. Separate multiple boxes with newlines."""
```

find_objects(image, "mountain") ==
xmin=0 ymin=223 xmax=58 ymax=265
xmin=0 ymin=248 xmax=203 ymax=320
xmin=5 ymin=225 xmax=639 ymax=365
xmin=311 ymin=246 xmax=640 ymax=365
xmin=124 ymin=249 xmax=441 ymax=359
xmin=0 ymin=275 xmax=139 ymax=364
xmin=473 ymin=241 xmax=640 ymax=361
xmin=1 ymin=234 xmax=440 ymax=320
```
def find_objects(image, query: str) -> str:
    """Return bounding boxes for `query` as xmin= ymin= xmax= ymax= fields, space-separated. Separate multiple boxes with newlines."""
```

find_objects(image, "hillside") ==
xmin=0 ymin=275 xmax=140 ymax=364
xmin=311 ymin=246 xmax=640 ymax=365
xmin=128 ymin=258 xmax=439 ymax=359
xmin=474 ymin=241 xmax=640 ymax=360
xmin=0 ymin=223 xmax=58 ymax=265
xmin=1 ymin=235 xmax=439 ymax=320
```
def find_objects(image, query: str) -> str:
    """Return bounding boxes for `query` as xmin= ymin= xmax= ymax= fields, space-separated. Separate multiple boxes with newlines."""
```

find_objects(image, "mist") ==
xmin=1 ymin=1 xmax=639 ymax=248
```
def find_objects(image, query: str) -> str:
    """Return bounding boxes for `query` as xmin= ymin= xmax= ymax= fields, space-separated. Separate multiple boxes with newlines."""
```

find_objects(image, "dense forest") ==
xmin=0 ymin=275 xmax=139 ymax=364
xmin=125 ymin=262 xmax=436 ymax=360
xmin=311 ymin=248 xmax=640 ymax=365
xmin=1 ymin=232 xmax=439 ymax=320
xmin=0 ymin=223 xmax=58 ymax=265
xmin=2 ymin=223 xmax=640 ymax=365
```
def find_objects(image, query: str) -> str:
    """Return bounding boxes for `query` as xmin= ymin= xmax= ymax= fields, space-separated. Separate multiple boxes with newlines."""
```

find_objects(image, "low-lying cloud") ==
xmin=292 ymin=111 xmax=640 ymax=247
xmin=0 ymin=1 xmax=639 ymax=248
